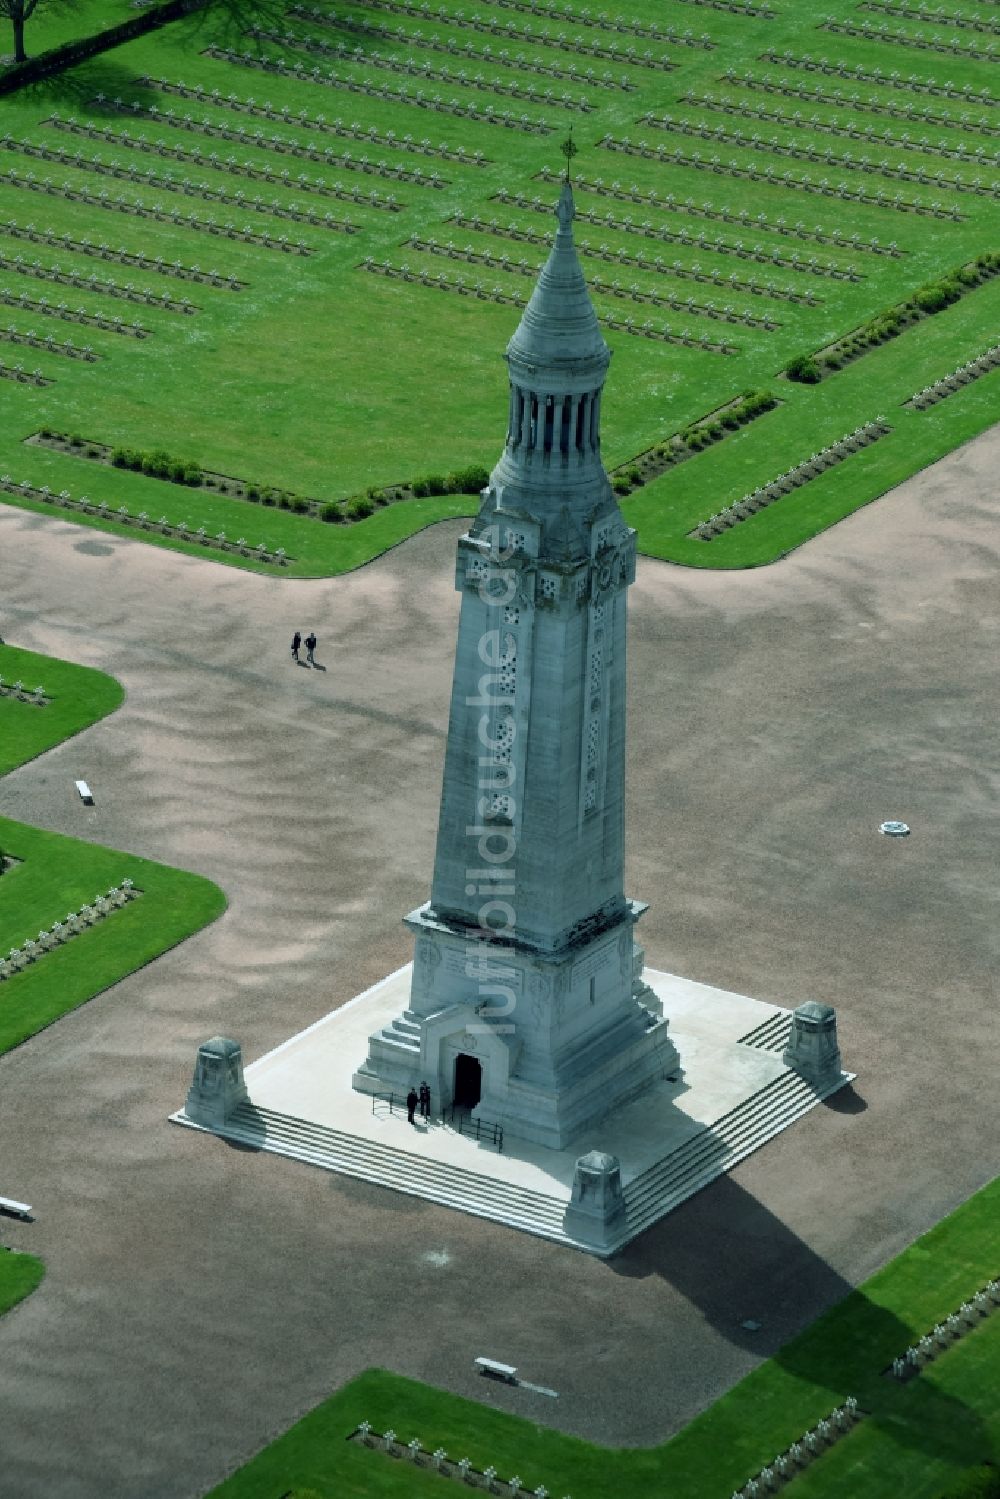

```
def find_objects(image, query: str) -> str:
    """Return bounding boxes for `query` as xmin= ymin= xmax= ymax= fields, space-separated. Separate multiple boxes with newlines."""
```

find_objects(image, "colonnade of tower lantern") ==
xmin=504 ymin=382 xmax=604 ymax=465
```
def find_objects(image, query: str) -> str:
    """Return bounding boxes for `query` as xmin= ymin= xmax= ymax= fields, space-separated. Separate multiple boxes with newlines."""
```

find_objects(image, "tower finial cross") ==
xmin=559 ymin=126 xmax=578 ymax=182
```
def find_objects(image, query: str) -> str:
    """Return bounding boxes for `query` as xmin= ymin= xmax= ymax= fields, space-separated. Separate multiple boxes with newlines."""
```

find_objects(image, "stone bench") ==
xmin=75 ymin=779 xmax=94 ymax=804
xmin=475 ymin=1357 xmax=518 ymax=1384
xmin=0 ymin=1196 xmax=32 ymax=1219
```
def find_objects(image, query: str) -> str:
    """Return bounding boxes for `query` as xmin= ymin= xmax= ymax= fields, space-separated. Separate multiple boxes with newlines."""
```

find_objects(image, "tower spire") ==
xmin=505 ymin=179 xmax=609 ymax=383
xmin=488 ymin=180 xmax=613 ymax=535
xmin=560 ymin=125 xmax=578 ymax=182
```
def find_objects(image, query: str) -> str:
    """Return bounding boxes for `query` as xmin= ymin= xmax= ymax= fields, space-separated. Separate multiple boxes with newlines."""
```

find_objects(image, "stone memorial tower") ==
xmin=353 ymin=180 xmax=679 ymax=1147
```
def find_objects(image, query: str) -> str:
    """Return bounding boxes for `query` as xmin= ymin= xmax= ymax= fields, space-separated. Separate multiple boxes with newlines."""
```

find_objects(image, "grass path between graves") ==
xmin=206 ymin=1176 xmax=1000 ymax=1499
xmin=0 ymin=643 xmax=227 ymax=1057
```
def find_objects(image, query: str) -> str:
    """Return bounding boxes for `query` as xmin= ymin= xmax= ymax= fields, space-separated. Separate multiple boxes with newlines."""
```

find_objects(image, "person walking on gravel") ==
xmin=291 ymin=630 xmax=301 ymax=664
xmin=305 ymin=631 xmax=317 ymax=666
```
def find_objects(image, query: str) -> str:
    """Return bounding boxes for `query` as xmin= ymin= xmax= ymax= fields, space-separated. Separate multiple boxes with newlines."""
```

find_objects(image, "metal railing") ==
xmin=370 ymin=1090 xmax=436 ymax=1123
xmin=369 ymin=1092 xmax=504 ymax=1152
xmin=446 ymin=1104 xmax=504 ymax=1153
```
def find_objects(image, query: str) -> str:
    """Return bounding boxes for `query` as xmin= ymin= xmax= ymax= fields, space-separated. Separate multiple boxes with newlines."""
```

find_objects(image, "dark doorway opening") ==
xmin=453 ymin=1053 xmax=482 ymax=1110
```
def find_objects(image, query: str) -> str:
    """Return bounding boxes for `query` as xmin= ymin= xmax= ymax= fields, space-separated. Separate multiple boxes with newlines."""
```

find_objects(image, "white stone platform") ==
xmin=171 ymin=966 xmax=853 ymax=1256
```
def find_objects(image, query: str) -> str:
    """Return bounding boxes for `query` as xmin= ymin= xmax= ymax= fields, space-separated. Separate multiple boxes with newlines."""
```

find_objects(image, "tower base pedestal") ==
xmin=351 ymin=905 xmax=679 ymax=1150
xmin=172 ymin=964 xmax=854 ymax=1257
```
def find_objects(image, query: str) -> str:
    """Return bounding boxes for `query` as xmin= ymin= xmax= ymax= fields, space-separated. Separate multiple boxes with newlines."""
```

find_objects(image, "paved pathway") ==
xmin=0 ymin=435 xmax=998 ymax=1497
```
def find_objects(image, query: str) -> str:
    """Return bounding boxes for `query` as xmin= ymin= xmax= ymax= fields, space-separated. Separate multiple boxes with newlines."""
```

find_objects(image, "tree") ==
xmin=1 ymin=0 xmax=45 ymax=62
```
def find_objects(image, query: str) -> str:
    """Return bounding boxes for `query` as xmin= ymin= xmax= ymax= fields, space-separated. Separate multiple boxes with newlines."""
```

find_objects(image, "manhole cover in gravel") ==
xmin=73 ymin=539 xmax=115 ymax=557
xmin=879 ymin=821 xmax=910 ymax=837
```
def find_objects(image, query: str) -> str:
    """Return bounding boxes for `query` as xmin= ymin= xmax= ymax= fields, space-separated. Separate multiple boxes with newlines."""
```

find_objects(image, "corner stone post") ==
xmin=563 ymin=1150 xmax=626 ymax=1251
xmin=186 ymin=1036 xmax=248 ymax=1128
xmin=782 ymin=1002 xmax=842 ymax=1085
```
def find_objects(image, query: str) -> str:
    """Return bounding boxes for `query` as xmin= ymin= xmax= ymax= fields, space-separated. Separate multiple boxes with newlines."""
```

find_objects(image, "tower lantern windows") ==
xmin=507 ymin=385 xmax=603 ymax=461
xmin=508 ymin=387 xmax=522 ymax=447
xmin=559 ymin=395 xmax=573 ymax=457
xmin=589 ymin=392 xmax=600 ymax=449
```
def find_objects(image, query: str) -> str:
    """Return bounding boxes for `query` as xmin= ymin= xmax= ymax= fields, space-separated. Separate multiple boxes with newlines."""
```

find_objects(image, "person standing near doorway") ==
xmin=419 ymin=1080 xmax=431 ymax=1119
xmin=406 ymin=1087 xmax=418 ymax=1124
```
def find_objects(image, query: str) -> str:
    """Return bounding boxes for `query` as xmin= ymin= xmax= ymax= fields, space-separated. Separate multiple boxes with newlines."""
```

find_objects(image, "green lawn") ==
xmin=207 ymin=1177 xmax=1000 ymax=1499
xmin=0 ymin=0 xmax=137 ymax=64
xmin=0 ymin=642 xmax=123 ymax=774
xmin=622 ymin=282 xmax=1000 ymax=568
xmin=0 ymin=815 xmax=226 ymax=1054
xmin=0 ymin=0 xmax=998 ymax=570
xmin=0 ymin=643 xmax=227 ymax=1054
xmin=0 ymin=1249 xmax=45 ymax=1316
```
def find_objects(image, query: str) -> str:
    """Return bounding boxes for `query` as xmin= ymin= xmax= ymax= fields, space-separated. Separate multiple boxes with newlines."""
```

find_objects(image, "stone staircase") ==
xmin=173 ymin=1061 xmax=843 ymax=1254
xmin=621 ymin=1068 xmax=834 ymax=1246
xmin=737 ymin=1010 xmax=793 ymax=1052
xmin=209 ymin=1100 xmax=571 ymax=1240
xmin=380 ymin=1014 xmax=421 ymax=1050
xmin=351 ymin=1013 xmax=422 ymax=1098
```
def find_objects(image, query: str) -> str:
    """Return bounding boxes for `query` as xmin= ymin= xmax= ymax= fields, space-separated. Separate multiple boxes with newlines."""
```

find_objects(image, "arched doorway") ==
xmin=453 ymin=1053 xmax=482 ymax=1110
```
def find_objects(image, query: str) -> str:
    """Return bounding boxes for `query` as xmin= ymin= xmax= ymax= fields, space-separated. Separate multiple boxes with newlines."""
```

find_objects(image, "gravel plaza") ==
xmin=0 ymin=424 xmax=998 ymax=1497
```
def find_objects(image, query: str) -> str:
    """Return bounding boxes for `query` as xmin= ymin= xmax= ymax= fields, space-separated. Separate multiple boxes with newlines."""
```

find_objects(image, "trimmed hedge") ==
xmin=785 ymin=354 xmax=822 ymax=385
xmin=683 ymin=389 xmax=778 ymax=443
xmin=111 ymin=446 xmax=201 ymax=484
xmin=412 ymin=465 xmax=489 ymax=499
xmin=35 ymin=432 xmax=488 ymax=524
